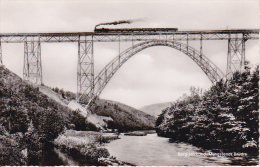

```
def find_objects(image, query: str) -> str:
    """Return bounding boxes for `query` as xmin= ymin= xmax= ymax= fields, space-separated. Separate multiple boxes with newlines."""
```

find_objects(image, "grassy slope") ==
xmin=38 ymin=86 xmax=107 ymax=130
xmin=38 ymin=86 xmax=68 ymax=106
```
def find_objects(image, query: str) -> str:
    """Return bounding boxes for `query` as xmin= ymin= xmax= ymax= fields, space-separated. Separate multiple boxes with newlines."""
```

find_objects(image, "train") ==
xmin=94 ymin=28 xmax=178 ymax=33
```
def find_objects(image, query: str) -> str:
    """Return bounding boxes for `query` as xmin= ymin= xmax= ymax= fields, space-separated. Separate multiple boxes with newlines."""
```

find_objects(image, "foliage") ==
xmin=0 ymin=126 xmax=26 ymax=166
xmin=89 ymin=99 xmax=156 ymax=132
xmin=54 ymin=130 xmax=110 ymax=164
xmin=156 ymin=65 xmax=259 ymax=153
xmin=52 ymin=87 xmax=76 ymax=101
xmin=69 ymin=110 xmax=87 ymax=130
xmin=0 ymin=66 xmax=71 ymax=165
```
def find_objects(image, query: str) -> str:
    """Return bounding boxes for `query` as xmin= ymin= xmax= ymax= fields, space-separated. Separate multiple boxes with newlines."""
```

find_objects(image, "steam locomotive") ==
xmin=94 ymin=28 xmax=178 ymax=33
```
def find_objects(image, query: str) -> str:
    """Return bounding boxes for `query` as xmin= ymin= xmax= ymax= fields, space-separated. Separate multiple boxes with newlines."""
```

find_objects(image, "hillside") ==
xmin=0 ymin=66 xmax=72 ymax=135
xmin=139 ymin=102 xmax=172 ymax=117
xmin=89 ymin=99 xmax=156 ymax=131
xmin=0 ymin=65 xmax=73 ymax=165
xmin=51 ymin=88 xmax=157 ymax=132
xmin=38 ymin=86 xmax=108 ymax=130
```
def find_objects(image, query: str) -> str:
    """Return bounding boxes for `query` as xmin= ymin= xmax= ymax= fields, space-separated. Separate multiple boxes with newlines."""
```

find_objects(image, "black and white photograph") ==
xmin=0 ymin=0 xmax=259 ymax=166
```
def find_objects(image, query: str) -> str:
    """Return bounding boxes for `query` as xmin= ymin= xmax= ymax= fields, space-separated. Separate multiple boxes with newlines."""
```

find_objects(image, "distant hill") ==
xmin=139 ymin=102 xmax=173 ymax=117
xmin=89 ymin=99 xmax=156 ymax=131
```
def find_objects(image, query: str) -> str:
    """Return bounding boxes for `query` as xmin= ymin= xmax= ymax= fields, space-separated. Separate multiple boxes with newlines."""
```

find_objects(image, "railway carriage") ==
xmin=94 ymin=28 xmax=178 ymax=33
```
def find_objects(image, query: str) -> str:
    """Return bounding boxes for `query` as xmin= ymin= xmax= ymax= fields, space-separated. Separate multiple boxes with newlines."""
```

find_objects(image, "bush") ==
xmin=0 ymin=128 xmax=26 ymax=166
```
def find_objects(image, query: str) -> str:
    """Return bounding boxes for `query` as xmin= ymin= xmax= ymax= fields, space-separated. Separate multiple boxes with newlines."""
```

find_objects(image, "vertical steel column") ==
xmin=0 ymin=40 xmax=2 ymax=65
xmin=118 ymin=34 xmax=121 ymax=64
xmin=226 ymin=34 xmax=246 ymax=79
xmin=200 ymin=34 xmax=203 ymax=60
xmin=23 ymin=36 xmax=42 ymax=85
xmin=186 ymin=33 xmax=189 ymax=52
xmin=77 ymin=35 xmax=94 ymax=103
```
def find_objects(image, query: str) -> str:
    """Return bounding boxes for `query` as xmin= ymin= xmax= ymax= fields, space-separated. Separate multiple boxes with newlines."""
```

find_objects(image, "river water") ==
xmin=105 ymin=133 xmax=257 ymax=166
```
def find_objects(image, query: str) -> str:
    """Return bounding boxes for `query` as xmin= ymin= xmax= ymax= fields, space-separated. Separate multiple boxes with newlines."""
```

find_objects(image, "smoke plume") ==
xmin=95 ymin=19 xmax=144 ymax=29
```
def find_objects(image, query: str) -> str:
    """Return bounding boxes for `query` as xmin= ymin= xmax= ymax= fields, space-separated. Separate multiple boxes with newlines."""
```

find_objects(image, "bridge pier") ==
xmin=77 ymin=36 xmax=94 ymax=103
xmin=23 ymin=37 xmax=42 ymax=85
xmin=226 ymin=35 xmax=246 ymax=79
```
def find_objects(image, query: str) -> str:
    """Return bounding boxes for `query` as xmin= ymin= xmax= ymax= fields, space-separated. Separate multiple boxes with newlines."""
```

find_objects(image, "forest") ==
xmin=156 ymin=64 xmax=259 ymax=155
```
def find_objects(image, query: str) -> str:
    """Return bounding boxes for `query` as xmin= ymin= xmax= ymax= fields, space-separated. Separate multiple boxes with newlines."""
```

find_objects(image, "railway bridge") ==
xmin=0 ymin=28 xmax=258 ymax=104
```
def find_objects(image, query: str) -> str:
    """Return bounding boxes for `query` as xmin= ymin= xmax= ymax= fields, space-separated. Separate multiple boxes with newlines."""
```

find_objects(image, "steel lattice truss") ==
xmin=23 ymin=37 xmax=42 ymax=85
xmin=0 ymin=29 xmax=258 ymax=43
xmin=226 ymin=38 xmax=246 ymax=79
xmin=0 ymin=29 xmax=258 ymax=104
xmin=77 ymin=36 xmax=94 ymax=100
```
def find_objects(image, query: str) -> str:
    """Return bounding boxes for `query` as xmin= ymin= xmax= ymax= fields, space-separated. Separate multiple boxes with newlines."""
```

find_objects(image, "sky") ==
xmin=0 ymin=0 xmax=259 ymax=108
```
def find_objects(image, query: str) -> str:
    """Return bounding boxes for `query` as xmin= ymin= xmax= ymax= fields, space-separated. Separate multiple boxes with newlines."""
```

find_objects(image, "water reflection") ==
xmin=38 ymin=146 xmax=98 ymax=166
xmin=54 ymin=148 xmax=79 ymax=166
xmin=38 ymin=146 xmax=68 ymax=166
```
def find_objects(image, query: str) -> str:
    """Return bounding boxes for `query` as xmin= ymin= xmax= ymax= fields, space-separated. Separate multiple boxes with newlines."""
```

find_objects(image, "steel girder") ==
xmin=77 ymin=36 xmax=94 ymax=102
xmin=92 ymin=31 xmax=258 ymax=42
xmin=23 ymin=37 xmax=42 ymax=85
xmin=84 ymin=40 xmax=224 ymax=105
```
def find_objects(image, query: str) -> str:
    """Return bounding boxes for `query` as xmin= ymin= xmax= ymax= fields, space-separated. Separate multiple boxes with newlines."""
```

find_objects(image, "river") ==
xmin=105 ymin=133 xmax=258 ymax=166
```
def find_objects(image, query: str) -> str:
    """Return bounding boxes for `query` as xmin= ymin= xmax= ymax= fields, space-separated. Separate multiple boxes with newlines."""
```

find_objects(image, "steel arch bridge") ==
xmin=86 ymin=40 xmax=224 ymax=103
xmin=0 ymin=29 xmax=258 ymax=105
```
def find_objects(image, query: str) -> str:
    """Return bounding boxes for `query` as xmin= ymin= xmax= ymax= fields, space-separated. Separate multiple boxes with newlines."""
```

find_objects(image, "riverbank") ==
xmin=53 ymin=130 xmax=135 ymax=166
xmin=124 ymin=130 xmax=156 ymax=136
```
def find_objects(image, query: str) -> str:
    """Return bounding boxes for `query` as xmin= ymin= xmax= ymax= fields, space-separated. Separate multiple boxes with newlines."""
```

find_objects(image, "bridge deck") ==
xmin=0 ymin=29 xmax=258 ymax=42
xmin=0 ymin=29 xmax=259 ymax=36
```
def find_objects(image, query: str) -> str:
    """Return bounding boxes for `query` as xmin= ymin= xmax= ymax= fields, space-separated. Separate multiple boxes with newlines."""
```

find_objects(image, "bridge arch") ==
xmin=87 ymin=40 xmax=224 ymax=103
